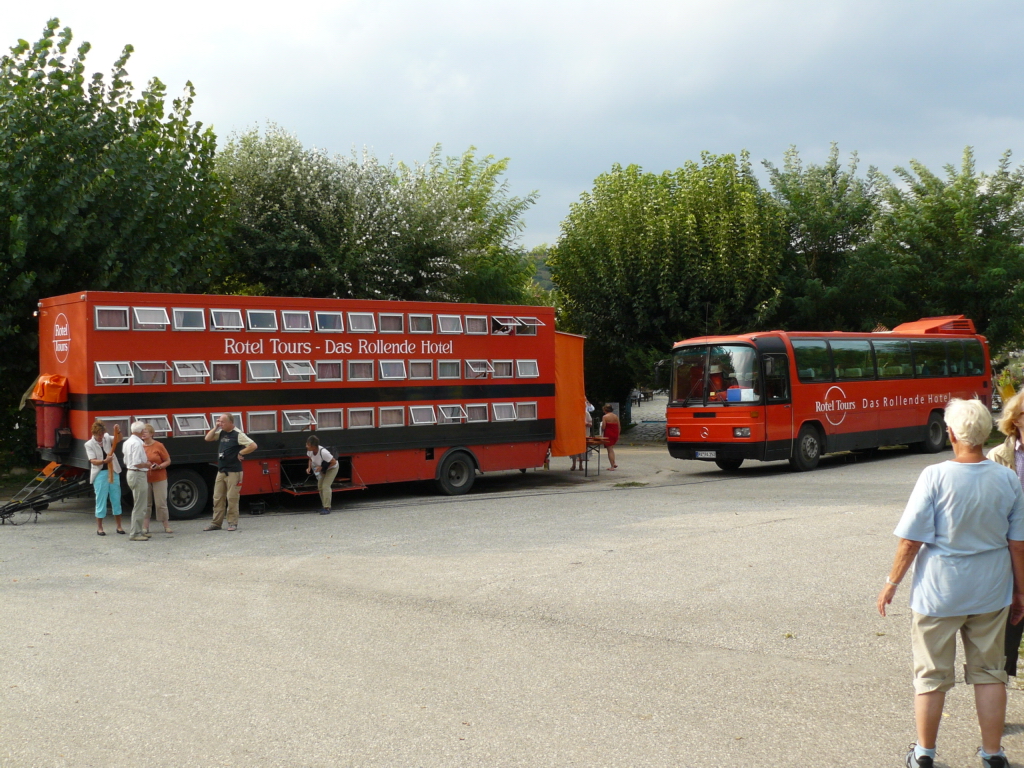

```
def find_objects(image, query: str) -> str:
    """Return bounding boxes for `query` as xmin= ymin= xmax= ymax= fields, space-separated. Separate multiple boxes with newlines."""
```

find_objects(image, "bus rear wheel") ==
xmin=917 ymin=412 xmax=947 ymax=454
xmin=790 ymin=425 xmax=822 ymax=471
xmin=714 ymin=457 xmax=743 ymax=472
xmin=166 ymin=468 xmax=209 ymax=520
xmin=435 ymin=451 xmax=475 ymax=496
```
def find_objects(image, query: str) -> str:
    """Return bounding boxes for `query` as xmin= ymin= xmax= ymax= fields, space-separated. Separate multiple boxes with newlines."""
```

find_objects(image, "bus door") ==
xmin=756 ymin=338 xmax=792 ymax=462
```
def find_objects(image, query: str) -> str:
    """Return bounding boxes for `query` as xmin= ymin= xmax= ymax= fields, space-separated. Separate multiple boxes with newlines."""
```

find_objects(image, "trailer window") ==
xmin=465 ymin=360 xmax=493 ymax=379
xmin=133 ymin=307 xmax=170 ymax=331
xmin=409 ymin=361 xmax=433 ymax=379
xmin=211 ymin=362 xmax=241 ymax=383
xmin=173 ymin=414 xmax=210 ymax=436
xmin=133 ymin=361 xmax=170 ymax=385
xmin=315 ymin=312 xmax=345 ymax=332
xmin=873 ymin=340 xmax=913 ymax=379
xmin=282 ymin=311 xmax=311 ymax=332
xmin=493 ymin=403 xmax=517 ymax=421
xmin=348 ymin=361 xmax=374 ymax=381
xmin=246 ymin=361 xmax=281 ymax=382
xmin=492 ymin=360 xmax=513 ymax=378
xmin=465 ymin=316 xmax=488 ymax=335
xmin=247 ymin=412 xmax=277 ymax=433
xmin=282 ymin=410 xmax=316 ymax=432
xmin=247 ymin=310 xmax=277 ymax=331
xmin=135 ymin=415 xmax=171 ymax=437
xmin=466 ymin=404 xmax=488 ymax=422
xmin=95 ymin=307 xmax=130 ymax=330
xmin=439 ymin=405 xmax=467 ymax=424
xmin=438 ymin=315 xmax=463 ymax=334
xmin=172 ymin=308 xmax=205 ymax=330
xmin=791 ymin=341 xmax=831 ymax=383
xmin=438 ymin=360 xmax=461 ymax=379
xmin=211 ymin=309 xmax=244 ymax=331
xmin=316 ymin=409 xmax=344 ymax=430
xmin=516 ymin=360 xmax=539 ymax=378
xmin=491 ymin=317 xmax=516 ymax=335
xmin=282 ymin=360 xmax=314 ymax=382
xmin=963 ymin=340 xmax=985 ymax=376
xmin=517 ymin=402 xmax=538 ymax=420
xmin=379 ymin=407 xmax=404 ymax=427
xmin=409 ymin=315 xmax=434 ymax=333
xmin=379 ymin=361 xmax=407 ymax=380
xmin=409 ymin=406 xmax=437 ymax=425
xmin=348 ymin=408 xmax=374 ymax=429
xmin=96 ymin=362 xmax=133 ymax=385
xmin=347 ymin=313 xmax=375 ymax=332
xmin=379 ymin=314 xmax=404 ymax=333
xmin=173 ymin=361 xmax=210 ymax=384
xmin=516 ymin=317 xmax=543 ymax=336
xmin=99 ymin=416 xmax=131 ymax=437
xmin=315 ymin=361 xmax=343 ymax=381
xmin=911 ymin=340 xmax=949 ymax=377
xmin=209 ymin=412 xmax=243 ymax=430
xmin=830 ymin=340 xmax=874 ymax=380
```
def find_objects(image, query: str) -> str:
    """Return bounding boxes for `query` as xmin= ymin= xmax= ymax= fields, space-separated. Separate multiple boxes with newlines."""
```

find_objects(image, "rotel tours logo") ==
xmin=52 ymin=313 xmax=71 ymax=363
xmin=815 ymin=385 xmax=857 ymax=426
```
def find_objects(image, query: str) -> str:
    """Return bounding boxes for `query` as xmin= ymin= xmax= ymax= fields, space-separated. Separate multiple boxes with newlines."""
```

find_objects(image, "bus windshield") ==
xmin=670 ymin=344 xmax=761 ymax=406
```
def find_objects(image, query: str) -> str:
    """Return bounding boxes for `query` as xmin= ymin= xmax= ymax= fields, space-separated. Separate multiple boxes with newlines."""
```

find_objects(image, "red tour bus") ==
xmin=33 ymin=291 xmax=585 ymax=517
xmin=665 ymin=316 xmax=991 ymax=471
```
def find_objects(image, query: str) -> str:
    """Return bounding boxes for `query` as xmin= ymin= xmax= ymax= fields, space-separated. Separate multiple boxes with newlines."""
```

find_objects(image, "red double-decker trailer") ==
xmin=665 ymin=316 xmax=991 ymax=471
xmin=33 ymin=291 xmax=585 ymax=517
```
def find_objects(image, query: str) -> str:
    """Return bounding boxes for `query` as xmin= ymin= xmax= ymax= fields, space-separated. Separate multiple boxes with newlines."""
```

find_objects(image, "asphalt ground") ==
xmin=2 ymin=444 xmax=1023 ymax=767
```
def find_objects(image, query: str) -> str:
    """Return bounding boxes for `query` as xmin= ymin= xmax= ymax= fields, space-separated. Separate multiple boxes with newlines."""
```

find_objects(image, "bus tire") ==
xmin=166 ymin=468 xmax=209 ymax=520
xmin=714 ymin=457 xmax=743 ymax=472
xmin=918 ymin=412 xmax=947 ymax=454
xmin=790 ymin=425 xmax=822 ymax=471
xmin=435 ymin=451 xmax=475 ymax=496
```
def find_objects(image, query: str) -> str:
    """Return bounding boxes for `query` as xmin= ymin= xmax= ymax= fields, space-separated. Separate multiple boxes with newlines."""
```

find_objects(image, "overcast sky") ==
xmin=3 ymin=1 xmax=1022 ymax=248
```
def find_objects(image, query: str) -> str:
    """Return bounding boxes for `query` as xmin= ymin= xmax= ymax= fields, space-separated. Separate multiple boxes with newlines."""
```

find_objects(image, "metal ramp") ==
xmin=278 ymin=458 xmax=366 ymax=498
xmin=1 ymin=463 xmax=91 ymax=525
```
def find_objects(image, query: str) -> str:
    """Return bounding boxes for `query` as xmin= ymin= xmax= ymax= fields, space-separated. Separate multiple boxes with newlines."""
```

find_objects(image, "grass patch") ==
xmin=613 ymin=481 xmax=648 ymax=488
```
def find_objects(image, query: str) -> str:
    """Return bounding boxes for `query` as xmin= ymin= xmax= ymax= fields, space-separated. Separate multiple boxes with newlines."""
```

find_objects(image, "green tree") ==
xmin=216 ymin=129 xmax=539 ymax=304
xmin=872 ymin=148 xmax=1024 ymax=350
xmin=762 ymin=145 xmax=891 ymax=331
xmin=550 ymin=153 xmax=786 ymax=413
xmin=0 ymin=20 xmax=228 ymax=468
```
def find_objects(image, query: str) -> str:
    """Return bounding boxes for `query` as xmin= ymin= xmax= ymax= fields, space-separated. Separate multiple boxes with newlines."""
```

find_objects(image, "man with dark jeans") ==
xmin=202 ymin=414 xmax=257 ymax=531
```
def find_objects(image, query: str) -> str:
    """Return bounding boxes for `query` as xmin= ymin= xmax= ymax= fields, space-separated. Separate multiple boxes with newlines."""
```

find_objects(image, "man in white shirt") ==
xmin=122 ymin=421 xmax=152 ymax=541
xmin=877 ymin=399 xmax=1024 ymax=768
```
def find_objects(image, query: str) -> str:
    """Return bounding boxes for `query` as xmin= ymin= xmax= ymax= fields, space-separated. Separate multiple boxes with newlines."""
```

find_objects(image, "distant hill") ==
xmin=529 ymin=245 xmax=553 ymax=291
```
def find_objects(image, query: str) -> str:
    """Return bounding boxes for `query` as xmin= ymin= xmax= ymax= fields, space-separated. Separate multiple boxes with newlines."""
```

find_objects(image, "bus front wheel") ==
xmin=790 ymin=426 xmax=822 ymax=471
xmin=166 ymin=468 xmax=209 ymax=520
xmin=715 ymin=457 xmax=743 ymax=472
xmin=917 ymin=412 xmax=947 ymax=454
xmin=435 ymin=451 xmax=475 ymax=496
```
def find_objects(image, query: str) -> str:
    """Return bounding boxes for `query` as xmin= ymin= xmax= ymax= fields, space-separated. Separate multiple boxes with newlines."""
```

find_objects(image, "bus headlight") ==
xmin=668 ymin=427 xmax=680 ymax=437
xmin=733 ymin=427 xmax=751 ymax=438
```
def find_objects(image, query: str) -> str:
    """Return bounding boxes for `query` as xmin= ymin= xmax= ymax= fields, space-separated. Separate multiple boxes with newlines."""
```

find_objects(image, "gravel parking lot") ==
xmin=2 ymin=444 xmax=1022 ymax=767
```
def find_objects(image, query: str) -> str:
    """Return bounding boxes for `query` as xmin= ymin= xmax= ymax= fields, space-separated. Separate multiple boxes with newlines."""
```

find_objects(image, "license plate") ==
xmin=695 ymin=450 xmax=717 ymax=459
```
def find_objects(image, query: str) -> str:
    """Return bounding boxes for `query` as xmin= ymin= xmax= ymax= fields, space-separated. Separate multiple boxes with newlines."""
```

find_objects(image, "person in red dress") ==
xmin=602 ymin=404 xmax=620 ymax=469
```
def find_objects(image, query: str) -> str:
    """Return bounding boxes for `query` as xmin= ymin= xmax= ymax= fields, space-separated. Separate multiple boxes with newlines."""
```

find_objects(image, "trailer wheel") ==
xmin=435 ymin=451 xmax=475 ymax=496
xmin=916 ymin=412 xmax=947 ymax=454
xmin=166 ymin=468 xmax=208 ymax=519
xmin=714 ymin=457 xmax=743 ymax=472
xmin=789 ymin=425 xmax=822 ymax=471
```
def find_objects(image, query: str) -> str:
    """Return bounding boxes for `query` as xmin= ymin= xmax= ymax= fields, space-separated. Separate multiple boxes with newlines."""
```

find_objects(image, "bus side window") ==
xmin=763 ymin=354 xmax=790 ymax=403
xmin=964 ymin=340 xmax=985 ymax=376
xmin=948 ymin=341 xmax=965 ymax=376
xmin=791 ymin=340 xmax=830 ymax=383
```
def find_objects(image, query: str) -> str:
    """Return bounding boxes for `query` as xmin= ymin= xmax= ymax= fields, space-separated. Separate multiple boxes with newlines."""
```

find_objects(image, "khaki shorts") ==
xmin=911 ymin=607 xmax=1009 ymax=694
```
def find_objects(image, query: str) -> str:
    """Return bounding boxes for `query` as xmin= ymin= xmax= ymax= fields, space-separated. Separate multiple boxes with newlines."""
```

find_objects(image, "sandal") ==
xmin=96 ymin=530 xmax=106 ymax=536
xmin=116 ymin=529 xmax=126 ymax=535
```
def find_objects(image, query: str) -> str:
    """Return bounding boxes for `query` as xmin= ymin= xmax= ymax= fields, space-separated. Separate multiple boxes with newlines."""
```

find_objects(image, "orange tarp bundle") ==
xmin=551 ymin=332 xmax=586 ymax=457
xmin=31 ymin=374 xmax=68 ymax=404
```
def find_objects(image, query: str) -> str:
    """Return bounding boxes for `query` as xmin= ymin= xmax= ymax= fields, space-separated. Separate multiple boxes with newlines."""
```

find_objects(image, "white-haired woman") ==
xmin=877 ymin=399 xmax=1024 ymax=768
xmin=989 ymin=391 xmax=1024 ymax=681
